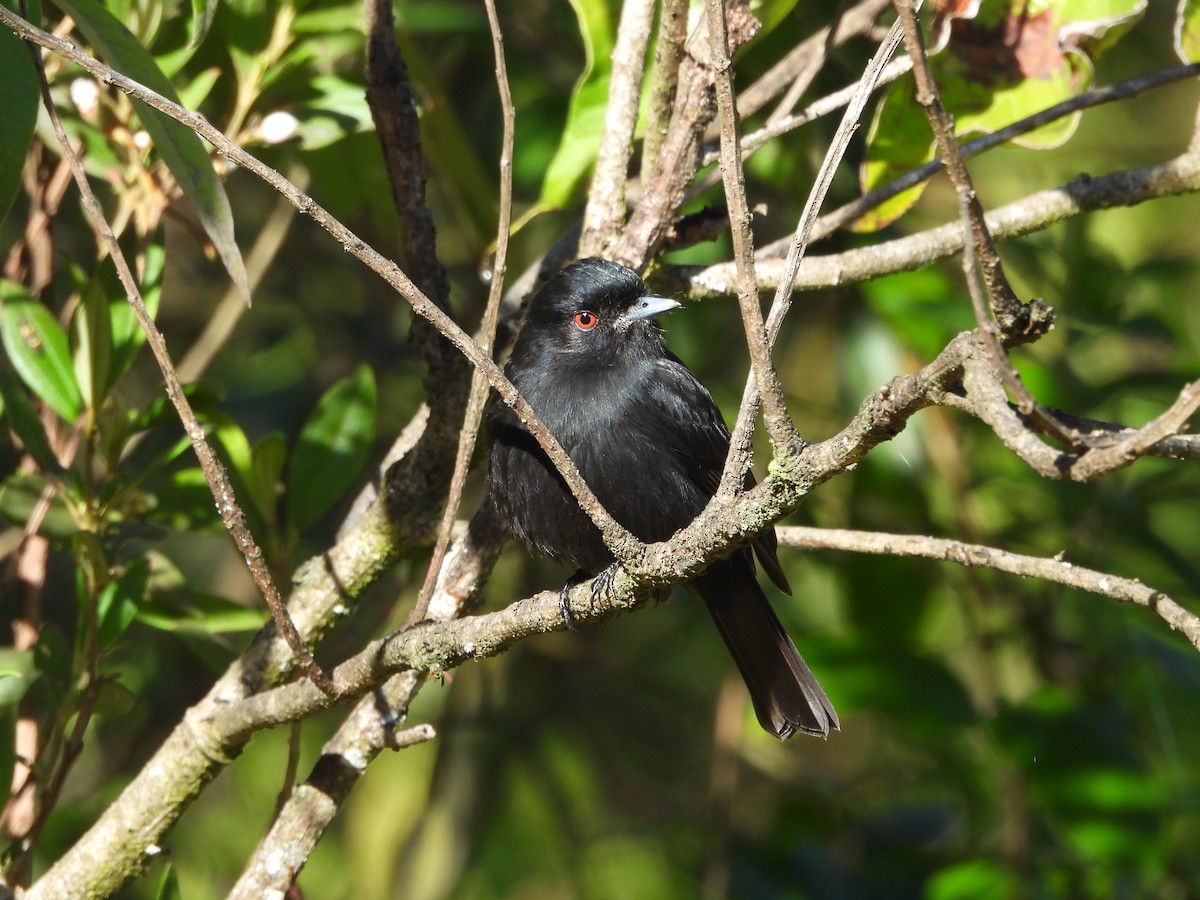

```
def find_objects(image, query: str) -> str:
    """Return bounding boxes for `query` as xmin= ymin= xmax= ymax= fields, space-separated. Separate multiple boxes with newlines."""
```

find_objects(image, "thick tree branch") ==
xmin=641 ymin=0 xmax=688 ymax=183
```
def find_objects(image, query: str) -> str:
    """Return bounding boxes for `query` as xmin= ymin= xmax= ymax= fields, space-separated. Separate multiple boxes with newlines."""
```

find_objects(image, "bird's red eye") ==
xmin=574 ymin=311 xmax=598 ymax=331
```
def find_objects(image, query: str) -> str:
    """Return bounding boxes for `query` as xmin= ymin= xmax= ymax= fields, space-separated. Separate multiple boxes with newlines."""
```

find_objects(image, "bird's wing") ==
xmin=627 ymin=356 xmax=791 ymax=595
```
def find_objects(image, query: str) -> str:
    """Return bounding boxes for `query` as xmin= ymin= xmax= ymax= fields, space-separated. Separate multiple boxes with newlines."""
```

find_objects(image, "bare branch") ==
xmin=778 ymin=526 xmax=1200 ymax=652
xmin=675 ymin=150 xmax=1200 ymax=295
xmin=0 ymin=7 xmax=643 ymax=565
xmin=579 ymin=0 xmax=656 ymax=257
xmin=13 ymin=7 xmax=332 ymax=695
xmin=704 ymin=0 xmax=799 ymax=453
xmin=720 ymin=17 xmax=904 ymax=498
xmin=731 ymin=0 xmax=893 ymax=122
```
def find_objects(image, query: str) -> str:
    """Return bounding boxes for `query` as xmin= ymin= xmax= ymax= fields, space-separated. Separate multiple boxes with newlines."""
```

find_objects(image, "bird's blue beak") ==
xmin=624 ymin=295 xmax=682 ymax=322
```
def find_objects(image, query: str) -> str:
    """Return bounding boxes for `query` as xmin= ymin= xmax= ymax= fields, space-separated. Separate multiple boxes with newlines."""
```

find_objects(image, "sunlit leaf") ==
xmin=538 ymin=0 xmax=619 ymax=209
xmin=1177 ymin=0 xmax=1200 ymax=62
xmin=927 ymin=859 xmax=1017 ymax=900
xmin=136 ymin=592 xmax=266 ymax=633
xmin=1 ymin=287 xmax=82 ymax=422
xmin=96 ymin=558 xmax=149 ymax=648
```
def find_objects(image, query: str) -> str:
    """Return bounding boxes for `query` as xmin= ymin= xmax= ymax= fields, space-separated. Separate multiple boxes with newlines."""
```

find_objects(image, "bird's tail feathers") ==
xmin=699 ymin=563 xmax=838 ymax=740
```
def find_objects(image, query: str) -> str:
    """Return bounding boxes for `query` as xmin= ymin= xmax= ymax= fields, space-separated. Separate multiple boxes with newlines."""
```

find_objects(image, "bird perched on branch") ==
xmin=486 ymin=257 xmax=838 ymax=740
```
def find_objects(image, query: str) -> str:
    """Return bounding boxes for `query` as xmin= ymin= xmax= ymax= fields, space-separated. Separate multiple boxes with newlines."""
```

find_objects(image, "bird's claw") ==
xmin=590 ymin=563 xmax=620 ymax=604
xmin=559 ymin=564 xmax=621 ymax=631
xmin=558 ymin=583 xmax=578 ymax=632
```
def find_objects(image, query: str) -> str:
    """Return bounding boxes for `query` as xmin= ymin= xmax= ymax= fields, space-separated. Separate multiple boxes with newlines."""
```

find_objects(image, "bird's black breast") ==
xmin=487 ymin=353 xmax=728 ymax=576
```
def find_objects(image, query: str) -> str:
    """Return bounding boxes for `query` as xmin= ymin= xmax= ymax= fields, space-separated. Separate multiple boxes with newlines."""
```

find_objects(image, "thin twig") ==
xmin=407 ymin=0 xmax=515 ymax=627
xmin=13 ymin=8 xmax=332 ymax=695
xmin=777 ymin=526 xmax=1200 ymax=651
xmin=0 ymin=7 xmax=643 ymax=566
xmin=719 ymin=18 xmax=904 ymax=496
xmin=730 ymin=0 xmax=892 ymax=123
xmin=704 ymin=0 xmax=799 ymax=454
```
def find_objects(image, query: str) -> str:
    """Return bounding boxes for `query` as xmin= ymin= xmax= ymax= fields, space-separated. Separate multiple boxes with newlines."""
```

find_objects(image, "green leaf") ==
xmin=54 ymin=0 xmax=250 ymax=303
xmin=152 ymin=863 xmax=182 ymax=900
xmin=0 ymin=0 xmax=41 ymax=228
xmin=0 ymin=649 xmax=36 ymax=708
xmin=247 ymin=431 xmax=287 ymax=530
xmin=93 ymin=678 xmax=138 ymax=716
xmin=136 ymin=592 xmax=266 ymax=633
xmin=71 ymin=279 xmax=114 ymax=409
xmin=1 ymin=286 xmax=83 ymax=422
xmin=1177 ymin=0 xmax=1200 ymax=62
xmin=286 ymin=365 xmax=375 ymax=531
xmin=855 ymin=75 xmax=935 ymax=232
xmin=927 ymin=859 xmax=1017 ymax=900
xmin=109 ymin=236 xmax=164 ymax=382
xmin=96 ymin=558 xmax=149 ymax=648
xmin=537 ymin=0 xmax=618 ymax=209
xmin=189 ymin=0 xmax=218 ymax=48
xmin=0 ymin=368 xmax=63 ymax=474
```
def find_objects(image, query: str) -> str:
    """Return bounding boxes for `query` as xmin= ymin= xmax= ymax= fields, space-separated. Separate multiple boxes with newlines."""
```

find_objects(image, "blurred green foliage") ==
xmin=0 ymin=0 xmax=1199 ymax=897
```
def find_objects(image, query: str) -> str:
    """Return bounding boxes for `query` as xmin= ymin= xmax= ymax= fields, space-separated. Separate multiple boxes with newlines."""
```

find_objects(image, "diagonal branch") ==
xmin=0 ymin=6 xmax=643 ymax=565
xmin=704 ymin=0 xmax=799 ymax=453
xmin=16 ymin=4 xmax=331 ymax=696
xmin=894 ymin=0 xmax=1074 ymax=446
xmin=719 ymin=17 xmax=904 ymax=498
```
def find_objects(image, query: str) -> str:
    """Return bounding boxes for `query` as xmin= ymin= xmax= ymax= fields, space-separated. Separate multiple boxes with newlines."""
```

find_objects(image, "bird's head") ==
xmin=519 ymin=257 xmax=681 ymax=364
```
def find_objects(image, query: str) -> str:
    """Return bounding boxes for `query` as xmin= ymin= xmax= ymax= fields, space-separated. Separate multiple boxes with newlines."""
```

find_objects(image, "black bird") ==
xmin=486 ymin=257 xmax=838 ymax=740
